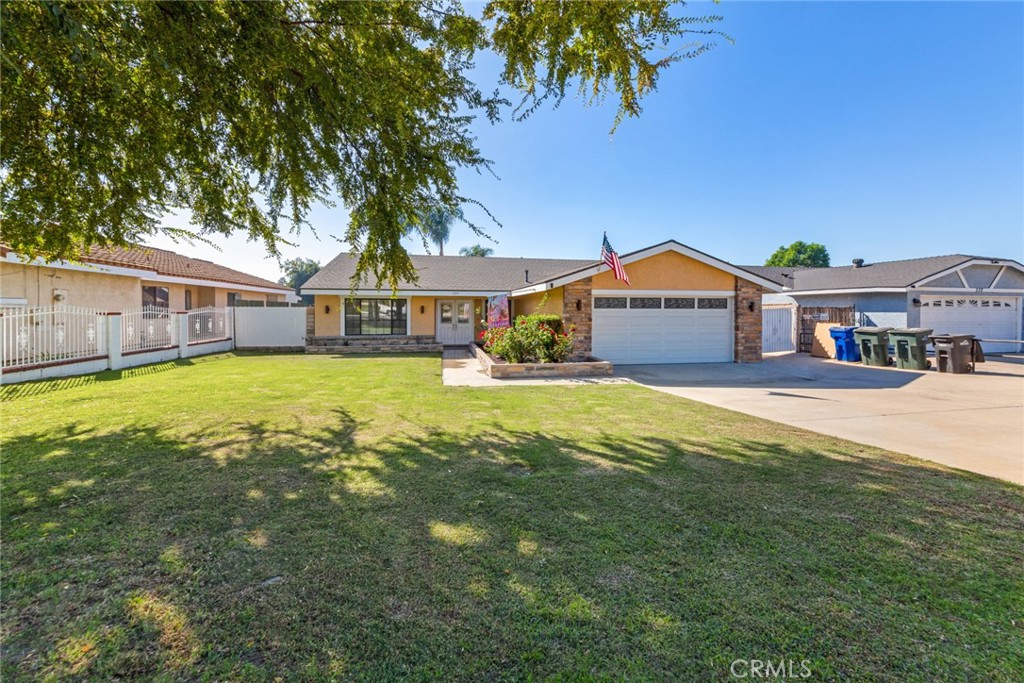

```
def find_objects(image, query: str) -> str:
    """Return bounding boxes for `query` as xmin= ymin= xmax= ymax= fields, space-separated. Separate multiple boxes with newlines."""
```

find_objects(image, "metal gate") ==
xmin=762 ymin=304 xmax=796 ymax=353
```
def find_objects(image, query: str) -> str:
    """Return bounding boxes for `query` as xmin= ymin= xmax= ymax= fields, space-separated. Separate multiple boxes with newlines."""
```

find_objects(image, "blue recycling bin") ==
xmin=829 ymin=326 xmax=861 ymax=362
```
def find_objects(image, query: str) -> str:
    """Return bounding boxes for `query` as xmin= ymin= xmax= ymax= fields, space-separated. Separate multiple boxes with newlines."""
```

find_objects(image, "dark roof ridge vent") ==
xmin=852 ymin=258 xmax=865 ymax=268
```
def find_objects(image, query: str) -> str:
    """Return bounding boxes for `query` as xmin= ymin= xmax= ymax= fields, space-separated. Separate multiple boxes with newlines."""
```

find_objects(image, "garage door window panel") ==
xmin=630 ymin=297 xmax=662 ymax=309
xmin=697 ymin=298 xmax=728 ymax=310
xmin=665 ymin=298 xmax=695 ymax=309
xmin=594 ymin=297 xmax=627 ymax=309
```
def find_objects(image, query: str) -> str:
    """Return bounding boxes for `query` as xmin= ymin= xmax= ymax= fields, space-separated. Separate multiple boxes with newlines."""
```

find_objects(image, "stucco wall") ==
xmin=1 ymin=262 xmax=139 ymax=310
xmin=793 ymin=292 xmax=909 ymax=329
xmin=512 ymin=288 xmax=563 ymax=317
xmin=962 ymin=265 xmax=1003 ymax=289
xmin=995 ymin=268 xmax=1024 ymax=289
xmin=592 ymin=251 xmax=735 ymax=291
xmin=314 ymin=295 xmax=342 ymax=335
xmin=1 ymin=263 xmax=285 ymax=311
xmin=411 ymin=296 xmax=435 ymax=336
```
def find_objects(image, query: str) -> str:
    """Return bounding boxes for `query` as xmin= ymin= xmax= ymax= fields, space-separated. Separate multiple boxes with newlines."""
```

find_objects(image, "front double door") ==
xmin=436 ymin=300 xmax=475 ymax=345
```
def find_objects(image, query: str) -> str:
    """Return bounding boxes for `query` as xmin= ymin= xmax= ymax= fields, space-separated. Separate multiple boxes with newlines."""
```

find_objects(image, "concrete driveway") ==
xmin=619 ymin=353 xmax=1024 ymax=484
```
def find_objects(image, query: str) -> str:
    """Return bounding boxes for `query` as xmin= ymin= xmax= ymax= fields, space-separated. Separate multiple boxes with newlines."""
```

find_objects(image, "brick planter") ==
xmin=470 ymin=344 xmax=613 ymax=379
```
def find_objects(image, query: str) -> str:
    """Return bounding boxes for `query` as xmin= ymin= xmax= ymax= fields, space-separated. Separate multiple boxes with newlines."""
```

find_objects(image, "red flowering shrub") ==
xmin=480 ymin=315 xmax=574 ymax=363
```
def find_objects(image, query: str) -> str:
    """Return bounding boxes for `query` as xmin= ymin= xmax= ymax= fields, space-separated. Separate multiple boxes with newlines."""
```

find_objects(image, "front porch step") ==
xmin=306 ymin=343 xmax=442 ymax=354
xmin=306 ymin=334 xmax=438 ymax=348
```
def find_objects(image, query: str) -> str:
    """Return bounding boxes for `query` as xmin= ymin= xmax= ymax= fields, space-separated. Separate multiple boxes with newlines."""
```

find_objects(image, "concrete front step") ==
xmin=307 ymin=335 xmax=437 ymax=348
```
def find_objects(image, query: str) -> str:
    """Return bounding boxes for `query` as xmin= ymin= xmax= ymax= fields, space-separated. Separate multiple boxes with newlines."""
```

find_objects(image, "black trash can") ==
xmin=890 ymin=328 xmax=932 ymax=370
xmin=853 ymin=327 xmax=892 ymax=367
xmin=929 ymin=334 xmax=975 ymax=373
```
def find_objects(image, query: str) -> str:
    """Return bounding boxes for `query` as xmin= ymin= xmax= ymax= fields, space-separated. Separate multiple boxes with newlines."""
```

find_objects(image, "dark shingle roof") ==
xmin=303 ymin=253 xmax=596 ymax=292
xmin=734 ymin=266 xmax=796 ymax=287
xmin=83 ymin=245 xmax=291 ymax=291
xmin=739 ymin=255 xmax=1007 ymax=291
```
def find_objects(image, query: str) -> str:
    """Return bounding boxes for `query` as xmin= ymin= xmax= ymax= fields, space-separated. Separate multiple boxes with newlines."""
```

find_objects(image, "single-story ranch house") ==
xmin=302 ymin=240 xmax=784 ymax=364
xmin=1 ymin=245 xmax=296 ymax=311
xmin=747 ymin=255 xmax=1024 ymax=354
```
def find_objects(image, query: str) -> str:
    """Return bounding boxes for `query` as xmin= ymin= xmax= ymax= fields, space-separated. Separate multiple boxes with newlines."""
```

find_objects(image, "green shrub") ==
xmin=480 ymin=315 xmax=574 ymax=363
xmin=522 ymin=313 xmax=563 ymax=334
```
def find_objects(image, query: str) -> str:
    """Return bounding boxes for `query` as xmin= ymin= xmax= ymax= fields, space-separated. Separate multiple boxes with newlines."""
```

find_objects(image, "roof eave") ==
xmin=510 ymin=240 xmax=784 ymax=294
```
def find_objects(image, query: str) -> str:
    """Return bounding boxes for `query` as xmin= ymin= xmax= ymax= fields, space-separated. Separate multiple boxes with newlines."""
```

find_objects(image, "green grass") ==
xmin=2 ymin=353 xmax=1022 ymax=681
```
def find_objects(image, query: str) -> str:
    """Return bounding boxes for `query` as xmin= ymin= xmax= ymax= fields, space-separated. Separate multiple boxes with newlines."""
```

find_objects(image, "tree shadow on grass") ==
xmin=0 ymin=360 xmax=197 ymax=401
xmin=2 ymin=411 xmax=1022 ymax=681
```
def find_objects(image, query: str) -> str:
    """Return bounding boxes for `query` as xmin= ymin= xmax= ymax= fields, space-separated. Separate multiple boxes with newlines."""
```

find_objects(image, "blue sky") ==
xmin=148 ymin=1 xmax=1024 ymax=281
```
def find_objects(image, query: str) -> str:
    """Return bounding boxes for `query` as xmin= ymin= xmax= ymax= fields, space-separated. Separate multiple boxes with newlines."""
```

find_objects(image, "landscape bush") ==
xmin=480 ymin=315 xmax=574 ymax=363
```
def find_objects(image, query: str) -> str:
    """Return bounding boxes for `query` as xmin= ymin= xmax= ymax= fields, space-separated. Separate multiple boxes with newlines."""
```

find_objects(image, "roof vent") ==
xmin=852 ymin=258 xmax=865 ymax=268
xmin=524 ymin=269 xmax=530 ymax=283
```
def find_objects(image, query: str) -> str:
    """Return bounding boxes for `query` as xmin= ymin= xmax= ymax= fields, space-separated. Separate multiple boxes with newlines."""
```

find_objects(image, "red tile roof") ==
xmin=82 ymin=245 xmax=290 ymax=291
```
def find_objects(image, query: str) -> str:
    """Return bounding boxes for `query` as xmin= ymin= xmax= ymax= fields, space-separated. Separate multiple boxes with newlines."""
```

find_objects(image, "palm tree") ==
xmin=404 ymin=207 xmax=462 ymax=256
xmin=459 ymin=244 xmax=494 ymax=257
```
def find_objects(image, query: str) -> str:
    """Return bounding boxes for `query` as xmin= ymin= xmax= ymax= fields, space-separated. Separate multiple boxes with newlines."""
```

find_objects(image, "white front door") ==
xmin=437 ymin=300 xmax=475 ymax=345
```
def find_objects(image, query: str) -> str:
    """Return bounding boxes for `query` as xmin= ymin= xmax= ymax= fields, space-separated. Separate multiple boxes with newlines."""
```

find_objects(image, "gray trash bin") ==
xmin=929 ymin=334 xmax=975 ymax=374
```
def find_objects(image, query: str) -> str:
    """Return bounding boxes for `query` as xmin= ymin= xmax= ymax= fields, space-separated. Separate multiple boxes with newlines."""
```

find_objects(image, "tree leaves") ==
xmin=765 ymin=241 xmax=831 ymax=268
xmin=1 ymin=1 xmax=724 ymax=289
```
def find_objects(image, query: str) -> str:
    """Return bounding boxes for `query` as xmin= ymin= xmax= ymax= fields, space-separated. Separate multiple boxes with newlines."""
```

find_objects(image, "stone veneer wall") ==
xmin=561 ymin=277 xmax=593 ymax=361
xmin=734 ymin=277 xmax=764 ymax=362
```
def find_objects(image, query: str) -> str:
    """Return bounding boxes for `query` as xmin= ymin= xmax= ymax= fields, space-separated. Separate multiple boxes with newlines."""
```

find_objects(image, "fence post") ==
xmin=178 ymin=312 xmax=190 ymax=359
xmin=107 ymin=313 xmax=124 ymax=370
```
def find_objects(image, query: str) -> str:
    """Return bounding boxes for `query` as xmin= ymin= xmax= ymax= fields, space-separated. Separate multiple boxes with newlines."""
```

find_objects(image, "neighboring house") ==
xmin=744 ymin=255 xmax=1024 ymax=353
xmin=0 ymin=245 xmax=296 ymax=311
xmin=302 ymin=240 xmax=783 ymax=364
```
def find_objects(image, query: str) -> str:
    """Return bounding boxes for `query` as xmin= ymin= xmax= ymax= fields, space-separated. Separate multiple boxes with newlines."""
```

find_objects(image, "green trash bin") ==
xmin=889 ymin=328 xmax=932 ymax=370
xmin=853 ymin=327 xmax=892 ymax=367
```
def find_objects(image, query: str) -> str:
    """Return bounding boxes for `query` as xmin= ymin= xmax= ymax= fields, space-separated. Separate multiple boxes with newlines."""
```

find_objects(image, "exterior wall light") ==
xmin=324 ymin=305 xmax=331 ymax=314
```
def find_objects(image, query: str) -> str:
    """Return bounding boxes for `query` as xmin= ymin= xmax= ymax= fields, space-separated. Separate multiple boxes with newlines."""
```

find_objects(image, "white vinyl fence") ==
xmin=762 ymin=304 xmax=796 ymax=353
xmin=2 ymin=305 xmax=108 ymax=370
xmin=234 ymin=306 xmax=307 ymax=348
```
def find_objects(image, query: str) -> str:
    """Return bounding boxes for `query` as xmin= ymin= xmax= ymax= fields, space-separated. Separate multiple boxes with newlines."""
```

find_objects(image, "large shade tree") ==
xmin=765 ymin=241 xmax=831 ymax=268
xmin=1 ymin=1 xmax=726 ymax=288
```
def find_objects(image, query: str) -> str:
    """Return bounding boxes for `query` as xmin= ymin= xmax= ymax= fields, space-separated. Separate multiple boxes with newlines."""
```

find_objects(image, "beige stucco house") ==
xmin=1 ymin=245 xmax=295 ymax=311
xmin=302 ymin=240 xmax=783 ymax=363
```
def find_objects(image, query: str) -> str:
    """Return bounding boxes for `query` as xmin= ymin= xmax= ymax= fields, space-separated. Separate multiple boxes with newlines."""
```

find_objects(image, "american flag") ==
xmin=601 ymin=233 xmax=630 ymax=285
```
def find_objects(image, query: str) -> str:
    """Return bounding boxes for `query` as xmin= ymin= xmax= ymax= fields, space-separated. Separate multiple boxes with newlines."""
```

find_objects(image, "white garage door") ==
xmin=920 ymin=296 xmax=1021 ymax=354
xmin=592 ymin=295 xmax=733 ymax=364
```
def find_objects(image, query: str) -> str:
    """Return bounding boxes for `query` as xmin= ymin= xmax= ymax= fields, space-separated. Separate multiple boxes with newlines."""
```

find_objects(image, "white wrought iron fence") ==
xmin=187 ymin=307 xmax=232 ymax=344
xmin=122 ymin=305 xmax=177 ymax=353
xmin=1 ymin=305 xmax=108 ymax=370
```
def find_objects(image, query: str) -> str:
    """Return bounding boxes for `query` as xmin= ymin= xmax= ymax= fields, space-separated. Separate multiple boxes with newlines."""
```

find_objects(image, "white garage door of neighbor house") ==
xmin=920 ymin=295 xmax=1021 ymax=354
xmin=592 ymin=295 xmax=733 ymax=364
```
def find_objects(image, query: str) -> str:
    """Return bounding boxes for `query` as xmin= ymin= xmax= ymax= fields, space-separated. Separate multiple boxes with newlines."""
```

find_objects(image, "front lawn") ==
xmin=2 ymin=353 xmax=1022 ymax=681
